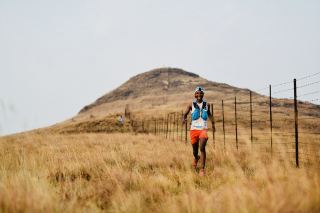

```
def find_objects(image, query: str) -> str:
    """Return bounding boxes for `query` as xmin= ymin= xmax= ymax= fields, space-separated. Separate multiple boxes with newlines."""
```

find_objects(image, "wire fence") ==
xmin=125 ymin=72 xmax=320 ymax=168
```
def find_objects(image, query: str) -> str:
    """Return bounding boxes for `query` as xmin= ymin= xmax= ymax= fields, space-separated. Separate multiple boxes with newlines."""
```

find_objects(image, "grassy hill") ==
xmin=0 ymin=67 xmax=319 ymax=212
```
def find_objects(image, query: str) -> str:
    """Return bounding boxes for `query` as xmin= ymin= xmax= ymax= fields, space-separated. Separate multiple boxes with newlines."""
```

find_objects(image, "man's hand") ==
xmin=182 ymin=118 xmax=187 ymax=125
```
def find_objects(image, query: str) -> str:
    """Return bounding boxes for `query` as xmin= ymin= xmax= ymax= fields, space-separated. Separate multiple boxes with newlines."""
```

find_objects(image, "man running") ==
xmin=182 ymin=86 xmax=215 ymax=176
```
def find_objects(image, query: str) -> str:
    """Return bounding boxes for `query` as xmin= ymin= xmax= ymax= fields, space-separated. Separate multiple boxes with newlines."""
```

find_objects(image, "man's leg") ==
xmin=199 ymin=138 xmax=208 ymax=169
xmin=192 ymin=140 xmax=199 ymax=160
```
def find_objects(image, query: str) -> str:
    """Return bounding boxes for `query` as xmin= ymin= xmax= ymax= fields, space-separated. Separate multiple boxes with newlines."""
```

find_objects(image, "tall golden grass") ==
xmin=0 ymin=132 xmax=319 ymax=212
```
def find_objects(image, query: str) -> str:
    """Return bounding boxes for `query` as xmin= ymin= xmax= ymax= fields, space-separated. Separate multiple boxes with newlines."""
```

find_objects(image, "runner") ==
xmin=182 ymin=86 xmax=215 ymax=176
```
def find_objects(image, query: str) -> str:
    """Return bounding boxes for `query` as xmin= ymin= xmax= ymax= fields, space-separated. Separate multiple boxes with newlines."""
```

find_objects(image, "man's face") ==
xmin=195 ymin=91 xmax=204 ymax=101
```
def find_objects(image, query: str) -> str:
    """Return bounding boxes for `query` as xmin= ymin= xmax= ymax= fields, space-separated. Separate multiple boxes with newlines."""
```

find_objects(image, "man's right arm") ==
xmin=182 ymin=104 xmax=192 ymax=124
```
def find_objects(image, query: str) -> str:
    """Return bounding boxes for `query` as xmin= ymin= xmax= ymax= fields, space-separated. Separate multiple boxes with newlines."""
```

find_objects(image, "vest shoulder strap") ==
xmin=192 ymin=101 xmax=207 ymax=110
xmin=192 ymin=101 xmax=199 ymax=109
xmin=202 ymin=101 xmax=207 ymax=110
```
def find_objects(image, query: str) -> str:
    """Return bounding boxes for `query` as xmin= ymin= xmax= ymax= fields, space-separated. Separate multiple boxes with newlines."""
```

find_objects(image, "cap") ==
xmin=195 ymin=86 xmax=205 ymax=93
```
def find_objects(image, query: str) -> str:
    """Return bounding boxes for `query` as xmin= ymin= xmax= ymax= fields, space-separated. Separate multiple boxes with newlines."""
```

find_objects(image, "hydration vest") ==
xmin=191 ymin=101 xmax=208 ymax=121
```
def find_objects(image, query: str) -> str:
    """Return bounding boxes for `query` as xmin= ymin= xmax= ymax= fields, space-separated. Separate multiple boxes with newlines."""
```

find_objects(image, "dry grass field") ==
xmin=1 ymin=69 xmax=319 ymax=212
xmin=0 ymin=132 xmax=319 ymax=213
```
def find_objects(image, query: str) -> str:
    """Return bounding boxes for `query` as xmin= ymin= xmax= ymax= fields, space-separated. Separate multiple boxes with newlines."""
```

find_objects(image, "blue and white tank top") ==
xmin=190 ymin=101 xmax=208 ymax=130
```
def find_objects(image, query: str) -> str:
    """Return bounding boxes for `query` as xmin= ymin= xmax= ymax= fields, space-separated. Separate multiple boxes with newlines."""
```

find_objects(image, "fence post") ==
xmin=169 ymin=114 xmax=172 ymax=139
xmin=169 ymin=113 xmax=173 ymax=139
xmin=181 ymin=111 xmax=183 ymax=142
xmin=163 ymin=116 xmax=165 ymax=137
xmin=164 ymin=116 xmax=166 ymax=137
xmin=269 ymin=85 xmax=273 ymax=155
xmin=185 ymin=115 xmax=188 ymax=144
xmin=142 ymin=120 xmax=145 ymax=133
xmin=160 ymin=118 xmax=162 ymax=136
xmin=146 ymin=120 xmax=149 ymax=134
xmin=174 ymin=113 xmax=176 ymax=141
xmin=166 ymin=114 xmax=169 ymax=139
xmin=158 ymin=118 xmax=162 ymax=136
xmin=294 ymin=79 xmax=299 ymax=168
xmin=176 ymin=112 xmax=179 ymax=141
xmin=235 ymin=96 xmax=238 ymax=150
xmin=222 ymin=100 xmax=226 ymax=150
xmin=211 ymin=104 xmax=215 ymax=149
xmin=170 ymin=113 xmax=173 ymax=140
xmin=159 ymin=118 xmax=162 ymax=136
xmin=250 ymin=91 xmax=253 ymax=148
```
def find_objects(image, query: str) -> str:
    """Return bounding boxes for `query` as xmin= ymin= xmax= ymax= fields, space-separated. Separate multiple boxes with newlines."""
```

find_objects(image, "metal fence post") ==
xmin=142 ymin=120 xmax=144 ymax=133
xmin=169 ymin=114 xmax=172 ymax=139
xmin=294 ymin=79 xmax=299 ymax=168
xmin=181 ymin=111 xmax=183 ymax=142
xmin=176 ymin=112 xmax=179 ymax=141
xmin=269 ymin=85 xmax=273 ymax=154
xmin=211 ymin=104 xmax=215 ymax=149
xmin=235 ymin=96 xmax=238 ymax=150
xmin=166 ymin=114 xmax=169 ymax=139
xmin=163 ymin=117 xmax=165 ymax=137
xmin=250 ymin=91 xmax=253 ymax=147
xmin=222 ymin=100 xmax=226 ymax=150
xmin=185 ymin=115 xmax=188 ymax=144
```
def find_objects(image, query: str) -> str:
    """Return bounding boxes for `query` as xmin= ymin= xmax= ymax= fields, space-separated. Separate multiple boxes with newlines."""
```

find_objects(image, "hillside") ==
xmin=46 ymin=67 xmax=319 ymax=138
xmin=75 ymin=67 xmax=249 ymax=119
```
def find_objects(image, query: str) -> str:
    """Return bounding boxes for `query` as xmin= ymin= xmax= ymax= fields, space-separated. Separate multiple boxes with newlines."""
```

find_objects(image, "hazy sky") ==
xmin=1 ymin=0 xmax=320 ymax=135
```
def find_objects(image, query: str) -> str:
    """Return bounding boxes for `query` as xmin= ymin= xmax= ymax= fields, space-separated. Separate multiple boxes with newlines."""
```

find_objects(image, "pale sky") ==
xmin=1 ymin=0 xmax=319 ymax=135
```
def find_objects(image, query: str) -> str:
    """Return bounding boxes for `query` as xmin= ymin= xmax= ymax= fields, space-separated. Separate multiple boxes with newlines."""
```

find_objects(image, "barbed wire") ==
xmin=270 ymin=151 xmax=296 ymax=154
xmin=273 ymin=87 xmax=294 ymax=95
xmin=297 ymin=80 xmax=320 ymax=89
xmin=255 ymin=86 xmax=269 ymax=92
xmin=254 ymin=71 xmax=320 ymax=95
xmin=297 ymin=90 xmax=320 ymax=98
xmin=297 ymin=71 xmax=320 ymax=81
xmin=300 ymin=142 xmax=320 ymax=146
xmin=272 ymin=81 xmax=292 ymax=88
xmin=298 ymin=132 xmax=320 ymax=135
xmin=298 ymin=117 xmax=320 ymax=121
xmin=307 ymin=98 xmax=320 ymax=103
xmin=272 ymin=142 xmax=295 ymax=145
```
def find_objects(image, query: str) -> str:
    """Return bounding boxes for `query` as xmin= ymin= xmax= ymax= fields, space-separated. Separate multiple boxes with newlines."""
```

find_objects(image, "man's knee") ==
xmin=199 ymin=140 xmax=207 ymax=152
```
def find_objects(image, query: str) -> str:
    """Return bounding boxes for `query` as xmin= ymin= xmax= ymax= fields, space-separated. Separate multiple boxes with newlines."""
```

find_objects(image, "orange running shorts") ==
xmin=190 ymin=130 xmax=208 ymax=144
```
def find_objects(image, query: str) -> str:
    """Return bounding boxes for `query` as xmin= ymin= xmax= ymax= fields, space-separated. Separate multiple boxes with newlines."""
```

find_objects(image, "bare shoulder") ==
xmin=187 ymin=103 xmax=192 ymax=109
